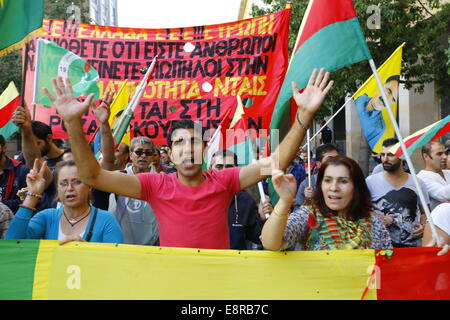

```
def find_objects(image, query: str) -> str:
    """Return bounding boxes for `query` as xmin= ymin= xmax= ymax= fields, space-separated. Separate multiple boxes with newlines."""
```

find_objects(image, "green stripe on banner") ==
xmin=270 ymin=18 xmax=371 ymax=136
xmin=0 ymin=239 xmax=39 ymax=300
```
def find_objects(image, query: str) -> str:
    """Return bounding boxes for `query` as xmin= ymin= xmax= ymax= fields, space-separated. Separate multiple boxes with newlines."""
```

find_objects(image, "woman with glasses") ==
xmin=6 ymin=159 xmax=122 ymax=244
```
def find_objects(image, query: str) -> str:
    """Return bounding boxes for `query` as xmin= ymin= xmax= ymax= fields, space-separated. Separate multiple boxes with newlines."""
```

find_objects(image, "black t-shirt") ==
xmin=321 ymin=126 xmax=332 ymax=143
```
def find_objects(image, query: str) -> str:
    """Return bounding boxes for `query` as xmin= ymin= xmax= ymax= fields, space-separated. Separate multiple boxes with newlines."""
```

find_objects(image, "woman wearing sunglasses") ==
xmin=6 ymin=159 xmax=122 ymax=244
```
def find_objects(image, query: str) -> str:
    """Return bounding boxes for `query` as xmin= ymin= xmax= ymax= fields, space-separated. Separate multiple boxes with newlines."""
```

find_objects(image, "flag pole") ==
xmin=368 ymin=58 xmax=440 ymax=244
xmin=32 ymin=38 xmax=43 ymax=120
xmin=112 ymin=56 xmax=157 ymax=144
xmin=301 ymin=98 xmax=351 ymax=149
xmin=306 ymin=129 xmax=311 ymax=188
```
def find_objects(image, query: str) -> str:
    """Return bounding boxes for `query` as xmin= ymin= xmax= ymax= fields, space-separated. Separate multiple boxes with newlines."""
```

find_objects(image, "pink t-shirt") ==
xmin=137 ymin=167 xmax=241 ymax=249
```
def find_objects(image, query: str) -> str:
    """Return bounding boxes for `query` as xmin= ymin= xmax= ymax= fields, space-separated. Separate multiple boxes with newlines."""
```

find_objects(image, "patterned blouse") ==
xmin=281 ymin=205 xmax=393 ymax=251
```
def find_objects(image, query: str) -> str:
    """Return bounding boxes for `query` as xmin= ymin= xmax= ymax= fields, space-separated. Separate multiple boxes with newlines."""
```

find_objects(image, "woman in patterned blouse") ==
xmin=261 ymin=155 xmax=392 ymax=251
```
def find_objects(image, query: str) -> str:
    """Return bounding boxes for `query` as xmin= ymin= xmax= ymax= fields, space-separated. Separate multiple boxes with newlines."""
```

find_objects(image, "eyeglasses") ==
xmin=58 ymin=179 xmax=83 ymax=188
xmin=133 ymin=150 xmax=155 ymax=157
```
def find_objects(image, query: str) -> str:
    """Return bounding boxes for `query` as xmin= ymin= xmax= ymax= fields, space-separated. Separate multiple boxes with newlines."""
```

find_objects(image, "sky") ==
xmin=117 ymin=0 xmax=245 ymax=29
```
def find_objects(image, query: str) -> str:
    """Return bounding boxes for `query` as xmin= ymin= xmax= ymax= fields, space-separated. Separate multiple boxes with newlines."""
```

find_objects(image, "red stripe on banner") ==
xmin=376 ymin=247 xmax=450 ymax=300
xmin=295 ymin=0 xmax=358 ymax=51
xmin=0 ymin=95 xmax=20 ymax=127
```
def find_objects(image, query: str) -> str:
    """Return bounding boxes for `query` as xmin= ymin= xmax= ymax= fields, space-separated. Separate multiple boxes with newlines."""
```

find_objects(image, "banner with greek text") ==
xmin=23 ymin=10 xmax=290 ymax=145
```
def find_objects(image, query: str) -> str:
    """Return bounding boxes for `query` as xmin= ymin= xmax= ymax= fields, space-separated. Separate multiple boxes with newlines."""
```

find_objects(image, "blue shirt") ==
xmin=6 ymin=205 xmax=123 ymax=243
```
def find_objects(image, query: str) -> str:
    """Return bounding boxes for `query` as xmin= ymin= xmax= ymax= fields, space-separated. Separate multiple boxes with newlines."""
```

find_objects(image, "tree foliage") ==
xmin=251 ymin=0 xmax=450 ymax=119
xmin=0 ymin=0 xmax=90 ymax=93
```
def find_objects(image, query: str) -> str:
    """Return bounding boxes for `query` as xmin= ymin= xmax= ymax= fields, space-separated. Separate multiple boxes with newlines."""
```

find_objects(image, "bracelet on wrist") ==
xmin=20 ymin=204 xmax=37 ymax=211
xmin=296 ymin=111 xmax=310 ymax=130
xmin=272 ymin=208 xmax=290 ymax=219
xmin=26 ymin=192 xmax=42 ymax=199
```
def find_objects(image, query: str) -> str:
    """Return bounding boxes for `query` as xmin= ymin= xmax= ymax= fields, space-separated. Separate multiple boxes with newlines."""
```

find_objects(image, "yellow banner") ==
xmin=32 ymin=240 xmax=377 ymax=300
xmin=354 ymin=44 xmax=404 ymax=153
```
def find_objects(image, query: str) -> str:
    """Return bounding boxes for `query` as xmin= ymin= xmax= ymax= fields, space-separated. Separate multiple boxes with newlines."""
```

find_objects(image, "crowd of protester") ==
xmin=1 ymin=69 xmax=448 ymax=256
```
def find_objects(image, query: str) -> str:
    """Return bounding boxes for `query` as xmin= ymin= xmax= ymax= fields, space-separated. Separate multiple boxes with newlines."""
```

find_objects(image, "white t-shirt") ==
xmin=366 ymin=172 xmax=430 ymax=247
xmin=431 ymin=202 xmax=450 ymax=236
xmin=417 ymin=170 xmax=450 ymax=211
xmin=57 ymin=222 xmax=85 ymax=241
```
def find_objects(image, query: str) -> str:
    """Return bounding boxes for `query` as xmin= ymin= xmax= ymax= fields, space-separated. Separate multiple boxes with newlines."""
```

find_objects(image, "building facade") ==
xmin=90 ymin=0 xmax=118 ymax=26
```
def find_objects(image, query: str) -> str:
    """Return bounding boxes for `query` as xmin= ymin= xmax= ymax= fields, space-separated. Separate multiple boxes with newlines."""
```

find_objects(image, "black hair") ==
xmin=315 ymin=143 xmax=339 ymax=162
xmin=0 ymin=134 xmax=5 ymax=146
xmin=211 ymin=149 xmax=238 ymax=167
xmin=167 ymin=120 xmax=205 ymax=148
xmin=382 ymin=138 xmax=399 ymax=148
xmin=385 ymin=75 xmax=400 ymax=84
xmin=31 ymin=121 xmax=52 ymax=140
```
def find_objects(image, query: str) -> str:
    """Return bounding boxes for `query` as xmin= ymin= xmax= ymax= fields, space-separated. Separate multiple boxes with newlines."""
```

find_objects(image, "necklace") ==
xmin=63 ymin=207 xmax=90 ymax=227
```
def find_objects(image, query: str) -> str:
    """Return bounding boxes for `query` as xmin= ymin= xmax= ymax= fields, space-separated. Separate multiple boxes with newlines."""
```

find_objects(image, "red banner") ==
xmin=23 ymin=10 xmax=290 ymax=145
xmin=376 ymin=247 xmax=450 ymax=300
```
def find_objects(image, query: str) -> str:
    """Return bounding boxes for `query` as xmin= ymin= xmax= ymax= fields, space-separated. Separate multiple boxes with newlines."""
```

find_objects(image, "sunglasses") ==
xmin=133 ymin=150 xmax=155 ymax=157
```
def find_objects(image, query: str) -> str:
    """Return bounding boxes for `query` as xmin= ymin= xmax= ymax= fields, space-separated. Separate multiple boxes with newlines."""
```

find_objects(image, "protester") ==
xmin=108 ymin=136 xmax=159 ymax=246
xmin=0 ymin=134 xmax=29 ymax=212
xmin=0 ymin=202 xmax=13 ymax=238
xmin=159 ymin=147 xmax=174 ymax=168
xmin=6 ymin=159 xmax=123 ymax=244
xmin=294 ymin=143 xmax=339 ymax=206
xmin=417 ymin=141 xmax=450 ymax=210
xmin=43 ymin=68 xmax=333 ymax=249
xmin=114 ymin=142 xmax=130 ymax=171
xmin=210 ymin=149 xmax=270 ymax=250
xmin=423 ymin=203 xmax=450 ymax=247
xmin=445 ymin=140 xmax=450 ymax=169
xmin=319 ymin=120 xmax=333 ymax=144
xmin=261 ymin=155 xmax=392 ymax=251
xmin=366 ymin=138 xmax=429 ymax=248
xmin=150 ymin=147 xmax=176 ymax=173
xmin=13 ymin=106 xmax=65 ymax=209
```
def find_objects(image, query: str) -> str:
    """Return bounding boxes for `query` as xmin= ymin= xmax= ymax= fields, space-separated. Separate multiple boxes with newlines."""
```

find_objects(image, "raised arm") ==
xmin=12 ymin=104 xmax=53 ymax=186
xmin=261 ymin=154 xmax=297 ymax=250
xmin=43 ymin=77 xmax=141 ymax=199
xmin=91 ymin=92 xmax=116 ymax=171
xmin=239 ymin=68 xmax=333 ymax=190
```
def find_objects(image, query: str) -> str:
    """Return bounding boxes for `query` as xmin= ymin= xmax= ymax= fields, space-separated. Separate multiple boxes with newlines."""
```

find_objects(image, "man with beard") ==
xmin=417 ymin=141 xmax=450 ymax=210
xmin=0 ymin=135 xmax=29 ymax=213
xmin=366 ymin=138 xmax=430 ymax=247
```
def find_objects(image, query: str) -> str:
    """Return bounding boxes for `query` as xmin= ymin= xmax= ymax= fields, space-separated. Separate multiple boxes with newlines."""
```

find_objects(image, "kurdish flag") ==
xmin=34 ymin=39 xmax=100 ymax=106
xmin=270 ymin=0 xmax=372 ymax=143
xmin=0 ymin=82 xmax=20 ymax=139
xmin=0 ymin=0 xmax=44 ymax=56
xmin=1 ymin=239 xmax=449 ymax=300
xmin=389 ymin=114 xmax=450 ymax=158
xmin=355 ymin=44 xmax=404 ymax=153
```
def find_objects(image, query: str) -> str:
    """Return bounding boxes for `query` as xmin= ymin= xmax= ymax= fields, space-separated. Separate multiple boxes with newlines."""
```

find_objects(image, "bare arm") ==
xmin=239 ymin=68 xmax=333 ymax=190
xmin=12 ymin=105 xmax=42 ymax=168
xmin=12 ymin=105 xmax=52 ymax=186
xmin=261 ymin=154 xmax=297 ymax=250
xmin=92 ymin=92 xmax=116 ymax=171
xmin=43 ymin=77 xmax=142 ymax=199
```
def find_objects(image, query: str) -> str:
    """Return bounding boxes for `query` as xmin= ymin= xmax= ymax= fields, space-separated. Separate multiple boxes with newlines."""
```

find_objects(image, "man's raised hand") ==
xmin=291 ymin=68 xmax=333 ymax=116
xmin=43 ymin=77 xmax=95 ymax=123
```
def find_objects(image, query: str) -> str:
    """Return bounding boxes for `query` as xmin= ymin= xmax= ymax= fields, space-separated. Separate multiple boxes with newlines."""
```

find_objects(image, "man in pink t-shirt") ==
xmin=44 ymin=69 xmax=334 ymax=249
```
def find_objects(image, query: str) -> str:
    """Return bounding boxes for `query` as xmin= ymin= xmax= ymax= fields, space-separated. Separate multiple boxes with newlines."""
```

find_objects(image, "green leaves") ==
xmin=251 ymin=0 xmax=450 ymax=118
